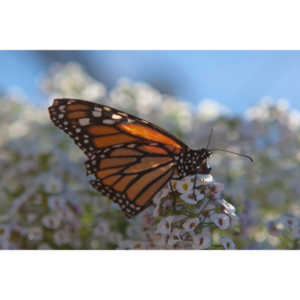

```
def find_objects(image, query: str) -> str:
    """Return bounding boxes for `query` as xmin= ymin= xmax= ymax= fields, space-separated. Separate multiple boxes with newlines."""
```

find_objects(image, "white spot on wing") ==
xmin=127 ymin=144 xmax=136 ymax=148
xmin=79 ymin=118 xmax=90 ymax=126
xmin=92 ymin=111 xmax=102 ymax=117
xmin=59 ymin=105 xmax=66 ymax=112
xmin=103 ymin=119 xmax=115 ymax=125
xmin=112 ymin=114 xmax=122 ymax=120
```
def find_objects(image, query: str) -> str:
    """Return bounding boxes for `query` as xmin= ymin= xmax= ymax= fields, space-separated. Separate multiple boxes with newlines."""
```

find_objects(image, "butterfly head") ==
xmin=198 ymin=148 xmax=213 ymax=159
xmin=192 ymin=148 xmax=213 ymax=175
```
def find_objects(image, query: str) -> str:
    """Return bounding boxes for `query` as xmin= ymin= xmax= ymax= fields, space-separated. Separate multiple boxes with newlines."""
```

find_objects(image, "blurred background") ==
xmin=2 ymin=50 xmax=300 ymax=112
xmin=0 ymin=50 xmax=300 ymax=249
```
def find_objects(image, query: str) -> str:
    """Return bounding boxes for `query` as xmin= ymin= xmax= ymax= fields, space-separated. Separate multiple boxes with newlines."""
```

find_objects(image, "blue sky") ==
xmin=0 ymin=50 xmax=300 ymax=114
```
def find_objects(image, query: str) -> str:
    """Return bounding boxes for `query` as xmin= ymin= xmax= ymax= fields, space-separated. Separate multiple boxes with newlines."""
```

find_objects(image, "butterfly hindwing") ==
xmin=84 ymin=143 xmax=175 ymax=217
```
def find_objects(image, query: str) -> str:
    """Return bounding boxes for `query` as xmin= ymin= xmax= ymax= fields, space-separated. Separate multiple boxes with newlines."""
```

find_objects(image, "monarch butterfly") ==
xmin=48 ymin=98 xmax=252 ymax=218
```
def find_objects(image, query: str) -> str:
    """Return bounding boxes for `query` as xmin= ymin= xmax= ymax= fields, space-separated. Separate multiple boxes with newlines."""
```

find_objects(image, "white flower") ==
xmin=153 ymin=187 xmax=169 ymax=205
xmin=180 ymin=192 xmax=195 ymax=204
xmin=213 ymin=183 xmax=225 ymax=194
xmin=48 ymin=196 xmax=65 ymax=210
xmin=152 ymin=187 xmax=170 ymax=217
xmin=280 ymin=216 xmax=299 ymax=229
xmin=197 ymin=99 xmax=230 ymax=121
xmin=176 ymin=176 xmax=193 ymax=194
xmin=291 ymin=227 xmax=300 ymax=239
xmin=156 ymin=216 xmax=174 ymax=235
xmin=266 ymin=220 xmax=284 ymax=236
xmin=141 ymin=214 xmax=154 ymax=228
xmin=192 ymin=229 xmax=211 ymax=249
xmin=220 ymin=236 xmax=236 ymax=249
xmin=8 ymin=119 xmax=30 ymax=139
xmin=39 ymin=243 xmax=52 ymax=250
xmin=42 ymin=214 xmax=61 ymax=229
xmin=27 ymin=227 xmax=43 ymax=241
xmin=217 ymin=199 xmax=236 ymax=216
xmin=195 ymin=190 xmax=205 ymax=201
xmin=210 ymin=213 xmax=230 ymax=230
xmin=94 ymin=221 xmax=110 ymax=237
xmin=156 ymin=235 xmax=168 ymax=249
xmin=182 ymin=218 xmax=200 ymax=232
xmin=229 ymin=215 xmax=240 ymax=227
xmin=195 ymin=174 xmax=213 ymax=187
xmin=168 ymin=228 xmax=182 ymax=247
xmin=245 ymin=97 xmax=274 ymax=121
xmin=118 ymin=240 xmax=145 ymax=250
xmin=152 ymin=204 xmax=161 ymax=218
xmin=44 ymin=176 xmax=63 ymax=194
xmin=53 ymin=229 xmax=71 ymax=246
xmin=27 ymin=214 xmax=37 ymax=223
xmin=288 ymin=109 xmax=300 ymax=130
xmin=180 ymin=189 xmax=204 ymax=204
xmin=60 ymin=209 xmax=76 ymax=223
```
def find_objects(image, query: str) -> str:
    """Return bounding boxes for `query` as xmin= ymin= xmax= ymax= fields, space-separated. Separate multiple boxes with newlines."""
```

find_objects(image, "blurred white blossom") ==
xmin=192 ymin=229 xmax=212 ymax=249
xmin=220 ymin=236 xmax=235 ymax=249
xmin=197 ymin=99 xmax=230 ymax=121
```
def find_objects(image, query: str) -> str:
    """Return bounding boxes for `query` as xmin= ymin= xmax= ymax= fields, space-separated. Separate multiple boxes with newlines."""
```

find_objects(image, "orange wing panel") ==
xmin=88 ymin=125 xmax=119 ymax=136
xmin=100 ymin=157 xmax=136 ymax=169
xmin=139 ymin=145 xmax=168 ymax=155
xmin=124 ymin=157 xmax=172 ymax=173
xmin=67 ymin=104 xmax=90 ymax=111
xmin=97 ymin=167 xmax=124 ymax=179
xmin=67 ymin=111 xmax=88 ymax=119
xmin=135 ymin=169 xmax=173 ymax=206
xmin=118 ymin=123 xmax=182 ymax=149
xmin=110 ymin=148 xmax=143 ymax=157
xmin=114 ymin=174 xmax=137 ymax=192
xmin=102 ymin=175 xmax=121 ymax=186
xmin=93 ymin=134 xmax=138 ymax=148
xmin=126 ymin=163 xmax=173 ymax=201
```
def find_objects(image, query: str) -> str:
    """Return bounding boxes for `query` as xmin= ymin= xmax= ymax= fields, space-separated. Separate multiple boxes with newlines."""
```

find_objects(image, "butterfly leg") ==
xmin=193 ymin=173 xmax=198 ymax=202
xmin=198 ymin=198 xmax=210 ymax=215
xmin=193 ymin=171 xmax=210 ymax=223
xmin=196 ymin=198 xmax=211 ymax=225
xmin=169 ymin=181 xmax=177 ymax=213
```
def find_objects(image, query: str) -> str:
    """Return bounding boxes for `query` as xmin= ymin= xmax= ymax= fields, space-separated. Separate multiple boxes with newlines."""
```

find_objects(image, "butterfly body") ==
xmin=48 ymin=98 xmax=212 ymax=218
xmin=175 ymin=148 xmax=212 ymax=179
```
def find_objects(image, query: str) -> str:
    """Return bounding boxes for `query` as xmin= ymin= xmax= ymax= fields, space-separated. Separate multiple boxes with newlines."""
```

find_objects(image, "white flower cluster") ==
xmin=267 ymin=215 xmax=300 ymax=248
xmin=109 ymin=79 xmax=193 ymax=134
xmin=42 ymin=62 xmax=106 ymax=102
xmin=0 ymin=98 xmax=131 ymax=249
xmin=245 ymin=97 xmax=300 ymax=130
xmin=120 ymin=175 xmax=237 ymax=249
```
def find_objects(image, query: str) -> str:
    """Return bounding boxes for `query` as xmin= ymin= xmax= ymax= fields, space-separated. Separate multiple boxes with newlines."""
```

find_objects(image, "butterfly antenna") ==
xmin=209 ymin=148 xmax=254 ymax=162
xmin=206 ymin=128 xmax=214 ymax=148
